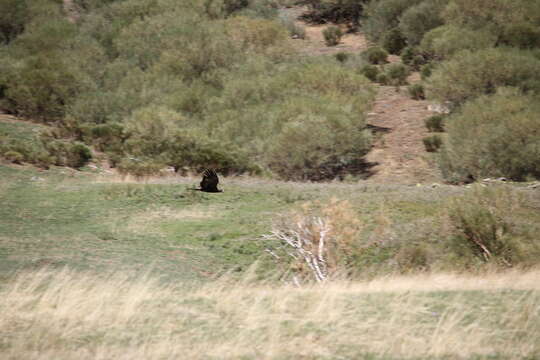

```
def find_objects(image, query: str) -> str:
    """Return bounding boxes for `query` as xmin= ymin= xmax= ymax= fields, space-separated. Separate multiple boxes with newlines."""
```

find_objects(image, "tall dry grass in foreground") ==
xmin=1 ymin=268 xmax=539 ymax=359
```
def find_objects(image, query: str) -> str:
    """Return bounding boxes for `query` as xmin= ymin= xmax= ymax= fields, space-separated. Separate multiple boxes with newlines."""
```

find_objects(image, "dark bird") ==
xmin=194 ymin=169 xmax=222 ymax=193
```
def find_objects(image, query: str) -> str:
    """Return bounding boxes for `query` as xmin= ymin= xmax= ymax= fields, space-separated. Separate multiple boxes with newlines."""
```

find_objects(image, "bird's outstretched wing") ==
xmin=200 ymin=169 xmax=221 ymax=192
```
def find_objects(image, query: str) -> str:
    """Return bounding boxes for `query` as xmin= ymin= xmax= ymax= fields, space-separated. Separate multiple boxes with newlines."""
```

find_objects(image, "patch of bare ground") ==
xmin=365 ymin=79 xmax=441 ymax=184
xmin=286 ymin=7 xmax=442 ymax=184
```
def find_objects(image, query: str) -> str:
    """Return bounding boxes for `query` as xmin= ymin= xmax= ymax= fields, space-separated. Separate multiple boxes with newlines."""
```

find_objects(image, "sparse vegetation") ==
xmin=408 ymin=83 xmax=425 ymax=100
xmin=322 ymin=25 xmax=342 ymax=46
xmin=423 ymin=134 xmax=442 ymax=152
xmin=424 ymin=114 xmax=444 ymax=132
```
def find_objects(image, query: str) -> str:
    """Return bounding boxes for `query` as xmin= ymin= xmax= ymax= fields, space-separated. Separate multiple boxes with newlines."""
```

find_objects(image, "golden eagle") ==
xmin=196 ymin=169 xmax=222 ymax=193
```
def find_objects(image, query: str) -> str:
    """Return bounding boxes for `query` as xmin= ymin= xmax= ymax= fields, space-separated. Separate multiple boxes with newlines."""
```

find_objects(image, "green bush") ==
xmin=42 ymin=140 xmax=93 ymax=169
xmin=426 ymin=48 xmax=540 ymax=106
xmin=359 ymin=64 xmax=379 ymax=82
xmin=439 ymin=89 xmax=540 ymax=181
xmin=423 ymin=135 xmax=442 ymax=152
xmin=398 ymin=0 xmax=446 ymax=46
xmin=420 ymin=62 xmax=434 ymax=80
xmin=381 ymin=28 xmax=406 ymax=55
xmin=443 ymin=186 xmax=540 ymax=268
xmin=4 ymin=150 xmax=24 ymax=164
xmin=376 ymin=72 xmax=389 ymax=85
xmin=363 ymin=0 xmax=423 ymax=42
xmin=0 ymin=0 xmax=28 ymax=44
xmin=424 ymin=114 xmax=444 ymax=132
xmin=267 ymin=108 xmax=372 ymax=181
xmin=384 ymin=63 xmax=409 ymax=85
xmin=362 ymin=46 xmax=388 ymax=64
xmin=420 ymin=25 xmax=496 ymax=60
xmin=407 ymin=83 xmax=425 ymax=100
xmin=442 ymin=0 xmax=540 ymax=43
xmin=335 ymin=52 xmax=350 ymax=63
xmin=400 ymin=46 xmax=417 ymax=65
xmin=499 ymin=23 xmax=540 ymax=49
xmin=322 ymin=26 xmax=342 ymax=46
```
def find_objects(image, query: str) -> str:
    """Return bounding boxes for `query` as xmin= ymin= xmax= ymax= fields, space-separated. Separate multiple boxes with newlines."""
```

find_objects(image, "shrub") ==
xmin=420 ymin=25 xmax=496 ymax=60
xmin=381 ymin=28 xmax=406 ymax=55
xmin=68 ymin=143 xmax=93 ymax=168
xmin=423 ymin=135 xmax=442 ymax=152
xmin=439 ymin=89 xmax=540 ymax=181
xmin=398 ymin=0 xmax=446 ymax=46
xmin=0 ymin=0 xmax=28 ymax=44
xmin=43 ymin=140 xmax=93 ymax=169
xmin=335 ymin=52 xmax=350 ymax=63
xmin=362 ymin=46 xmax=388 ymax=64
xmin=267 ymin=99 xmax=372 ymax=181
xmin=278 ymin=13 xmax=307 ymax=39
xmin=400 ymin=46 xmax=417 ymax=65
xmin=384 ymin=63 xmax=409 ymax=85
xmin=424 ymin=114 xmax=444 ymax=132
xmin=499 ymin=23 xmax=540 ymax=49
xmin=359 ymin=64 xmax=379 ymax=82
xmin=4 ymin=150 xmax=24 ymax=164
xmin=322 ymin=26 xmax=342 ymax=46
xmin=408 ymin=83 xmax=425 ymax=100
xmin=420 ymin=63 xmax=434 ymax=80
xmin=376 ymin=72 xmax=389 ymax=85
xmin=263 ymin=198 xmax=363 ymax=282
xmin=426 ymin=48 xmax=540 ymax=106
xmin=300 ymin=0 xmax=365 ymax=28
xmin=443 ymin=186 xmax=540 ymax=268
xmin=363 ymin=0 xmax=423 ymax=42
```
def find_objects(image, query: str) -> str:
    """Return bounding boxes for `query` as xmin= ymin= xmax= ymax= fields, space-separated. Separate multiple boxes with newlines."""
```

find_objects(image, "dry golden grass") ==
xmin=1 ymin=268 xmax=539 ymax=359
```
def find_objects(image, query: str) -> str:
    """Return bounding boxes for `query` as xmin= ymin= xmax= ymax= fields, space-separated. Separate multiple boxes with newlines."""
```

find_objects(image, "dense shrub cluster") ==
xmin=439 ymin=89 xmax=540 ymax=182
xmin=0 ymin=0 xmax=376 ymax=179
xmin=426 ymin=48 xmax=540 ymax=106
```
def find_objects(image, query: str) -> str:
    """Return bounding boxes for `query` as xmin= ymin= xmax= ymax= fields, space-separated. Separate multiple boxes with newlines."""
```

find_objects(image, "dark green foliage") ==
xmin=424 ymin=115 xmax=444 ymax=132
xmin=408 ymin=83 xmax=425 ymax=100
xmin=322 ymin=26 xmax=342 ymax=46
xmin=0 ymin=0 xmax=28 ymax=44
xmin=43 ymin=140 xmax=93 ymax=168
xmin=439 ymin=89 xmax=540 ymax=181
xmin=499 ymin=23 xmax=540 ymax=49
xmin=300 ymin=0 xmax=367 ymax=28
xmin=335 ymin=52 xmax=349 ymax=63
xmin=359 ymin=64 xmax=380 ymax=82
xmin=420 ymin=63 xmax=434 ymax=80
xmin=426 ymin=48 xmax=540 ymax=106
xmin=381 ymin=28 xmax=406 ymax=55
xmin=362 ymin=47 xmax=388 ymax=64
xmin=384 ymin=63 xmax=409 ymax=86
xmin=400 ymin=46 xmax=416 ymax=65
xmin=423 ymin=135 xmax=442 ymax=152
xmin=398 ymin=0 xmax=447 ymax=46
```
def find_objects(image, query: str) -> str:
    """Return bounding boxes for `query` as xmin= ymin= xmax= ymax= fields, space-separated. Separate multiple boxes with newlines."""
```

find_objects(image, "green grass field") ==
xmin=1 ymin=154 xmax=539 ymax=359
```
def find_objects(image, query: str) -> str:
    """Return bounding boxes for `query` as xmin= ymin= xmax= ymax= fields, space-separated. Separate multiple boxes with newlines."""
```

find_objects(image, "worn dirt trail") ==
xmin=286 ymin=7 xmax=441 ymax=184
